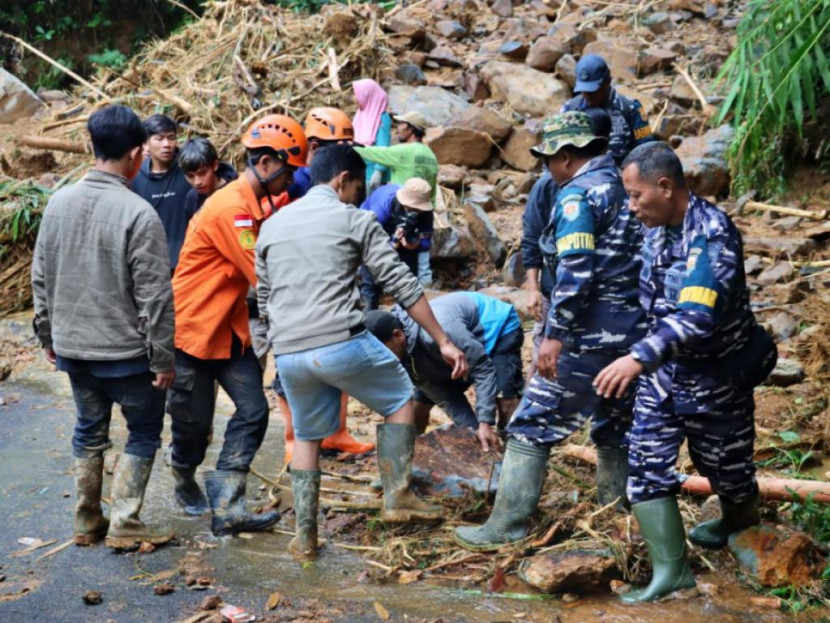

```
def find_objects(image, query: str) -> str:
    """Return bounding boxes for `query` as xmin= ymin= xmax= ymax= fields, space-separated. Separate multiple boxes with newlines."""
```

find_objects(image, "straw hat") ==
xmin=396 ymin=178 xmax=433 ymax=212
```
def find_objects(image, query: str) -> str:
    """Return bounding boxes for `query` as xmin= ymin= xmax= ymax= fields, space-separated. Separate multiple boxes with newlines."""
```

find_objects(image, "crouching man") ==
xmin=255 ymin=145 xmax=468 ymax=561
xmin=32 ymin=105 xmax=175 ymax=549
xmin=365 ymin=291 xmax=523 ymax=448
xmin=594 ymin=142 xmax=776 ymax=603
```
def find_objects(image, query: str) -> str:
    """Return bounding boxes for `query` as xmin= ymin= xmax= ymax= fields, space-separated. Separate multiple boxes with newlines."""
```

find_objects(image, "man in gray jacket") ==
xmin=365 ymin=292 xmax=523 ymax=451
xmin=255 ymin=145 xmax=467 ymax=561
xmin=32 ymin=105 xmax=176 ymax=549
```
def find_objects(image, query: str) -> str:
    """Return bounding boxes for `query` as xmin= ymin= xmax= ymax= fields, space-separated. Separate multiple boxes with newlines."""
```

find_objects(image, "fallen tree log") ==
xmin=560 ymin=444 xmax=830 ymax=504
xmin=17 ymin=136 xmax=90 ymax=154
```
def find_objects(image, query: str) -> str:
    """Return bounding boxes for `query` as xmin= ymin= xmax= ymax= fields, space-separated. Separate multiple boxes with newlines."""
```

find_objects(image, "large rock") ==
xmin=501 ymin=123 xmax=542 ymax=172
xmin=581 ymin=40 xmax=637 ymax=82
xmin=670 ymin=73 xmax=698 ymax=106
xmin=395 ymin=63 xmax=427 ymax=86
xmin=638 ymin=48 xmax=678 ymax=76
xmin=480 ymin=61 xmax=570 ymax=117
xmin=446 ymin=107 xmax=513 ymax=142
xmin=520 ymin=550 xmax=621 ymax=594
xmin=744 ymin=236 xmax=817 ymax=258
xmin=425 ymin=126 xmax=492 ymax=167
xmin=388 ymin=85 xmax=471 ymax=127
xmin=526 ymin=36 xmax=570 ymax=72
xmin=387 ymin=14 xmax=426 ymax=39
xmin=555 ymin=54 xmax=577 ymax=89
xmin=502 ymin=251 xmax=526 ymax=287
xmin=764 ymin=311 xmax=799 ymax=341
xmin=673 ymin=125 xmax=733 ymax=197
xmin=435 ymin=19 xmax=467 ymax=40
xmin=431 ymin=224 xmax=476 ymax=260
xmin=464 ymin=202 xmax=506 ymax=266
xmin=765 ymin=357 xmax=805 ymax=387
xmin=755 ymin=260 xmax=794 ymax=285
xmin=438 ymin=164 xmax=467 ymax=190
xmin=413 ymin=425 xmax=501 ymax=496
xmin=728 ymin=526 xmax=826 ymax=587
xmin=0 ymin=69 xmax=43 ymax=124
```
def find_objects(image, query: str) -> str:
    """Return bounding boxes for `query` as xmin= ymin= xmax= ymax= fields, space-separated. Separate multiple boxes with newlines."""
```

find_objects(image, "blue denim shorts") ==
xmin=276 ymin=331 xmax=414 ymax=441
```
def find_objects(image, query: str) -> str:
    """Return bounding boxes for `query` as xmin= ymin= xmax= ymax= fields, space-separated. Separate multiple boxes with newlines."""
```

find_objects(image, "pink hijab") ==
xmin=353 ymin=79 xmax=388 ymax=146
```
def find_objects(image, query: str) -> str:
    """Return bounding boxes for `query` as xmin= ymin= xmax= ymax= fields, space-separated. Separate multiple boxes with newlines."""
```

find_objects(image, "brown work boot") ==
xmin=377 ymin=423 xmax=445 ymax=523
xmin=105 ymin=454 xmax=173 ymax=549
xmin=73 ymin=456 xmax=109 ymax=546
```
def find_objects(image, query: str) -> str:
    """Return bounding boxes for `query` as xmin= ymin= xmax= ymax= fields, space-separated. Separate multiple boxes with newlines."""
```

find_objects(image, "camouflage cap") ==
xmin=529 ymin=111 xmax=608 ymax=159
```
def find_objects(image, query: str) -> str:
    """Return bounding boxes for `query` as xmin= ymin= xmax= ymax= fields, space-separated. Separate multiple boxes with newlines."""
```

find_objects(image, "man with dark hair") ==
xmin=169 ymin=114 xmax=307 ymax=536
xmin=455 ymin=111 xmax=645 ymax=552
xmin=355 ymin=110 xmax=438 ymax=286
xmin=359 ymin=178 xmax=434 ymax=310
xmin=594 ymin=141 xmax=776 ymax=603
xmin=522 ymin=108 xmax=612 ymax=379
xmin=256 ymin=144 xmax=468 ymax=561
xmin=32 ymin=104 xmax=175 ymax=549
xmin=179 ymin=137 xmax=238 ymax=215
xmin=130 ymin=114 xmax=194 ymax=270
xmin=561 ymin=54 xmax=656 ymax=165
xmin=365 ymin=291 xmax=522 ymax=445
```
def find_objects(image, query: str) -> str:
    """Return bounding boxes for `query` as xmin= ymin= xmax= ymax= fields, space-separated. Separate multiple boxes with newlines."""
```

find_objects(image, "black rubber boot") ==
xmin=106 ymin=454 xmax=173 ymax=548
xmin=377 ymin=423 xmax=445 ymax=522
xmin=689 ymin=491 xmax=760 ymax=549
xmin=288 ymin=469 xmax=321 ymax=561
xmin=171 ymin=466 xmax=209 ymax=516
xmin=621 ymin=496 xmax=696 ymax=603
xmin=596 ymin=446 xmax=629 ymax=511
xmin=454 ymin=438 xmax=549 ymax=551
xmin=73 ymin=456 xmax=109 ymax=546
xmin=205 ymin=470 xmax=280 ymax=536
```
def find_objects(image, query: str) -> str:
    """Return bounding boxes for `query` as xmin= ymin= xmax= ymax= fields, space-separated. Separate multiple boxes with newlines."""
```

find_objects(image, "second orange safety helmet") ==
xmin=241 ymin=114 xmax=308 ymax=167
xmin=304 ymin=107 xmax=354 ymax=143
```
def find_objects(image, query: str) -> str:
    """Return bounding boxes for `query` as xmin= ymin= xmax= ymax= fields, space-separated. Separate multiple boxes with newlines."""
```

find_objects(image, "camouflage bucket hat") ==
xmin=529 ymin=111 xmax=607 ymax=158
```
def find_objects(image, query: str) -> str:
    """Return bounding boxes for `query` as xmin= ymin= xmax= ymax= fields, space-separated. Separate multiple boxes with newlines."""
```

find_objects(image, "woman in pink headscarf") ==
xmin=353 ymin=78 xmax=392 ymax=191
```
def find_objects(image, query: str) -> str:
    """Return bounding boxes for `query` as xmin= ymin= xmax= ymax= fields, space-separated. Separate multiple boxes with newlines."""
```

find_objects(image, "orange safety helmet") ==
xmin=241 ymin=114 xmax=308 ymax=167
xmin=304 ymin=107 xmax=355 ymax=143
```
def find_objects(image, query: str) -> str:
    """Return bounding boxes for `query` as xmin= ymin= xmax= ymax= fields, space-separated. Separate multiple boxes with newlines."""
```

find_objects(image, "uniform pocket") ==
xmin=165 ymin=364 xmax=198 ymax=421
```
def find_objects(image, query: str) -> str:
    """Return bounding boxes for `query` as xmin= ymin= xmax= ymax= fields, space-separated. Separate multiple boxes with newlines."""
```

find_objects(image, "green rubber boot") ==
xmin=596 ymin=446 xmax=629 ymax=511
xmin=105 ymin=454 xmax=173 ymax=549
xmin=454 ymin=438 xmax=549 ymax=552
xmin=621 ymin=496 xmax=696 ymax=603
xmin=73 ymin=456 xmax=109 ymax=546
xmin=377 ymin=423 xmax=445 ymax=523
xmin=689 ymin=491 xmax=760 ymax=549
xmin=288 ymin=469 xmax=321 ymax=561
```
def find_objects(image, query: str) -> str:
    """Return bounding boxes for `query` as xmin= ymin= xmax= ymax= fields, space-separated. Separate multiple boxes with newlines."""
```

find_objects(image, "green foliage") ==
xmin=788 ymin=492 xmax=830 ymax=543
xmin=715 ymin=0 xmax=830 ymax=197
xmin=88 ymin=48 xmax=127 ymax=71
xmin=0 ymin=181 xmax=51 ymax=261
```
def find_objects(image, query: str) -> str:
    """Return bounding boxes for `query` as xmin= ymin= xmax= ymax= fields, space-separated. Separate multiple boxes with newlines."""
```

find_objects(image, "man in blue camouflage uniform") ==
xmin=561 ymin=54 xmax=655 ymax=165
xmin=455 ymin=111 xmax=646 ymax=551
xmin=594 ymin=141 xmax=777 ymax=603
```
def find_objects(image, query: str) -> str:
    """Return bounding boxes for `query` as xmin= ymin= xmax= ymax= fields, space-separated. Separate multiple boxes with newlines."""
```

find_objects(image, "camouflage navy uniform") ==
xmin=508 ymin=153 xmax=646 ymax=449
xmin=627 ymin=194 xmax=774 ymax=505
xmin=561 ymin=89 xmax=655 ymax=166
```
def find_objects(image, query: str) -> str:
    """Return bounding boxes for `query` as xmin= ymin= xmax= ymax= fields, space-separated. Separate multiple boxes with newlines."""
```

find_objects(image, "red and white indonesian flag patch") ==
xmin=234 ymin=215 xmax=254 ymax=228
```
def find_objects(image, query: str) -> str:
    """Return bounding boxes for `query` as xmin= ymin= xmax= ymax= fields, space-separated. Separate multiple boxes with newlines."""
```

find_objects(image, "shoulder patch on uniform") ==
xmin=234 ymin=214 xmax=254 ymax=228
xmin=687 ymin=247 xmax=702 ymax=271
xmin=559 ymin=193 xmax=585 ymax=223
xmin=238 ymin=229 xmax=256 ymax=250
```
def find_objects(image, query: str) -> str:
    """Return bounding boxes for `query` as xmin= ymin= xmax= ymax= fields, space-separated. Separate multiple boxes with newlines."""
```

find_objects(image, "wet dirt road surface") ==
xmin=0 ymin=325 xmax=800 ymax=622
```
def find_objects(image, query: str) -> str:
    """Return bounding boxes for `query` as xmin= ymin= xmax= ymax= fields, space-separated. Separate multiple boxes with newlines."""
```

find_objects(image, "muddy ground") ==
xmin=0 ymin=311 xmax=827 ymax=623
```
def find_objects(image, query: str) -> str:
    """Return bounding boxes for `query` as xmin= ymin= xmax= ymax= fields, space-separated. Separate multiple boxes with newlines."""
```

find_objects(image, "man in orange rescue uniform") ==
xmin=274 ymin=106 xmax=375 ymax=464
xmin=168 ymin=114 xmax=307 ymax=536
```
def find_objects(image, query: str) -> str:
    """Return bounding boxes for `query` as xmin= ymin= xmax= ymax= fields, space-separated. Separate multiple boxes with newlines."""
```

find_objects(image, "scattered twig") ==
xmin=673 ymin=64 xmax=717 ymax=119
xmin=35 ymin=539 xmax=74 ymax=561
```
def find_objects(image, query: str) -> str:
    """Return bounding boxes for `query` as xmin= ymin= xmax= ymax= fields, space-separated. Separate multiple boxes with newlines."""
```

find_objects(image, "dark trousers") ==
xmin=359 ymin=250 xmax=419 ymax=310
xmin=69 ymin=372 xmax=165 ymax=459
xmin=167 ymin=346 xmax=269 ymax=472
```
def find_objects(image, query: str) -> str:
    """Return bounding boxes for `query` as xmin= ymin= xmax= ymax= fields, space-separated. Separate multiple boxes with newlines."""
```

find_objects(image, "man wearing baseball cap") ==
xmin=561 ymin=54 xmax=655 ymax=165
xmin=359 ymin=178 xmax=434 ymax=310
xmin=455 ymin=111 xmax=645 ymax=551
xmin=355 ymin=110 xmax=438 ymax=286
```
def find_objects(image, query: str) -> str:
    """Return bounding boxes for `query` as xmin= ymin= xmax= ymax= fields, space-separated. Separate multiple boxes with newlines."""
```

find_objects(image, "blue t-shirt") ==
xmin=463 ymin=292 xmax=522 ymax=355
xmin=287 ymin=167 xmax=313 ymax=201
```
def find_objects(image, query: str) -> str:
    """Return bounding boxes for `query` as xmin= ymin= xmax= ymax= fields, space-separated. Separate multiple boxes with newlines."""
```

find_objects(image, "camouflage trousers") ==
xmin=507 ymin=348 xmax=633 ymax=449
xmin=627 ymin=364 xmax=758 ymax=505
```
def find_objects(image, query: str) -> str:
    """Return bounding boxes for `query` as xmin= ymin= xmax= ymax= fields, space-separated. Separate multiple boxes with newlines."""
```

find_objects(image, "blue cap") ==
xmin=574 ymin=54 xmax=611 ymax=93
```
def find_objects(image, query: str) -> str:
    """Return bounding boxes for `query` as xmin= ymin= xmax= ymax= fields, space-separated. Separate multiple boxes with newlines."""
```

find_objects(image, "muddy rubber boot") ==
xmin=621 ymin=496 xmax=696 ymax=603
xmin=171 ymin=466 xmax=209 ymax=516
xmin=288 ymin=469 xmax=321 ymax=561
xmin=205 ymin=470 xmax=280 ymax=536
xmin=689 ymin=491 xmax=760 ymax=549
xmin=321 ymin=394 xmax=375 ymax=455
xmin=596 ymin=446 xmax=629 ymax=511
xmin=73 ymin=456 xmax=109 ymax=546
xmin=377 ymin=423 xmax=445 ymax=523
xmin=454 ymin=438 xmax=549 ymax=551
xmin=277 ymin=394 xmax=295 ymax=465
xmin=105 ymin=454 xmax=173 ymax=548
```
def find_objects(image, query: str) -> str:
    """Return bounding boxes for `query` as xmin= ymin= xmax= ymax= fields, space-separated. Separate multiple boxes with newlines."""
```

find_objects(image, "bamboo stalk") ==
xmin=17 ymin=136 xmax=90 ymax=154
xmin=673 ymin=64 xmax=717 ymax=119
xmin=745 ymin=200 xmax=827 ymax=220
xmin=2 ymin=34 xmax=107 ymax=99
